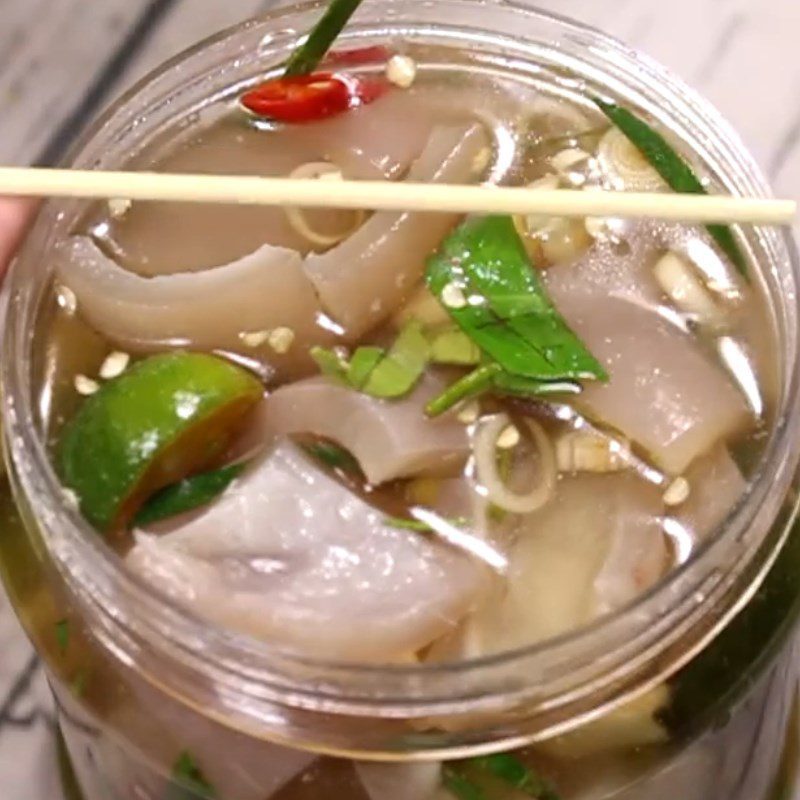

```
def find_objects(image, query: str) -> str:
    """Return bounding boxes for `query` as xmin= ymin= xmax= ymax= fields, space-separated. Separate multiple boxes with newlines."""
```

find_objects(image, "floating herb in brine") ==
xmin=361 ymin=319 xmax=430 ymax=398
xmin=303 ymin=441 xmax=360 ymax=472
xmin=133 ymin=463 xmax=246 ymax=528
xmin=55 ymin=619 xmax=70 ymax=655
xmin=594 ymin=98 xmax=748 ymax=276
xmin=284 ymin=0 xmax=365 ymax=77
xmin=171 ymin=751 xmax=217 ymax=799
xmin=426 ymin=216 xmax=607 ymax=383
xmin=312 ymin=320 xmax=430 ymax=399
xmin=442 ymin=766 xmax=488 ymax=800
xmin=468 ymin=754 xmax=561 ymax=800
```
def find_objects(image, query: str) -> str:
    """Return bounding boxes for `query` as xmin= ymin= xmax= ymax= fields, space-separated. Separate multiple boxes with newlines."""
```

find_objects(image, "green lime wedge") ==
xmin=58 ymin=352 xmax=262 ymax=533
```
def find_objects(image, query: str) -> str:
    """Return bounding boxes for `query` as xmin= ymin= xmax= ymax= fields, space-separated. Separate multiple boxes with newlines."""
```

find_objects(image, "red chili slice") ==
xmin=240 ymin=72 xmax=388 ymax=124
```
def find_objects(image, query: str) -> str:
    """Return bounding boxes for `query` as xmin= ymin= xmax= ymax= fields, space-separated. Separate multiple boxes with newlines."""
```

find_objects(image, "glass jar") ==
xmin=2 ymin=1 xmax=800 ymax=799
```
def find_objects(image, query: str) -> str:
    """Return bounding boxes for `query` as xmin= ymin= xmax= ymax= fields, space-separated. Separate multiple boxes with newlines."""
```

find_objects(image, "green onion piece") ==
xmin=55 ymin=619 xmax=70 ymax=655
xmin=284 ymin=0 xmax=364 ymax=76
xmin=442 ymin=766 xmax=489 ymax=800
xmin=430 ymin=330 xmax=482 ymax=366
xmin=133 ymin=464 xmax=245 ymax=528
xmin=426 ymin=364 xmax=502 ymax=417
xmin=362 ymin=319 xmax=430 ymax=399
xmin=348 ymin=346 xmax=385 ymax=388
xmin=594 ymin=98 xmax=747 ymax=276
xmin=171 ymin=751 xmax=217 ymax=799
xmin=310 ymin=346 xmax=349 ymax=381
xmin=384 ymin=515 xmax=467 ymax=532
xmin=303 ymin=441 xmax=360 ymax=471
xmin=426 ymin=216 xmax=607 ymax=382
xmin=469 ymin=754 xmax=561 ymax=800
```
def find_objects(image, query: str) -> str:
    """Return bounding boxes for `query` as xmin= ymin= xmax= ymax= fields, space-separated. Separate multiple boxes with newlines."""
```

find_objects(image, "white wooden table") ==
xmin=0 ymin=0 xmax=798 ymax=797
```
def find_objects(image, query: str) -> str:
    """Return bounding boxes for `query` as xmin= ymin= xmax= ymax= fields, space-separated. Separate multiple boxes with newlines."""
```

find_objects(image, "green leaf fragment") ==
xmin=71 ymin=669 xmax=89 ymax=698
xmin=492 ymin=372 xmax=580 ymax=398
xmin=284 ymin=0 xmax=364 ymax=76
xmin=55 ymin=619 xmax=70 ymax=655
xmin=425 ymin=363 xmax=580 ymax=417
xmin=313 ymin=321 xmax=430 ymax=400
xmin=362 ymin=320 xmax=430 ymax=398
xmin=133 ymin=463 xmax=246 ymax=528
xmin=426 ymin=364 xmax=502 ymax=417
xmin=171 ymin=751 xmax=216 ymax=799
xmin=469 ymin=754 xmax=561 ymax=800
xmin=310 ymin=346 xmax=349 ymax=382
xmin=303 ymin=441 xmax=360 ymax=472
xmin=347 ymin=346 xmax=385 ymax=388
xmin=426 ymin=216 xmax=607 ymax=382
xmin=430 ymin=330 xmax=482 ymax=366
xmin=594 ymin=98 xmax=748 ymax=276
xmin=442 ymin=766 xmax=488 ymax=800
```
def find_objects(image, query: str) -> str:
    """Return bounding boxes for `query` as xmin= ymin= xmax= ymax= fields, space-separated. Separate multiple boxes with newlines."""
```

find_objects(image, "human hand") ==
xmin=0 ymin=199 xmax=36 ymax=279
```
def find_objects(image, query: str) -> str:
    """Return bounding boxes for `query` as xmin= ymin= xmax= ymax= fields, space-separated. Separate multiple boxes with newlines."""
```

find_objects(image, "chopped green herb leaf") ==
xmin=55 ymin=619 xmax=70 ymax=655
xmin=172 ymin=751 xmax=216 ymax=799
xmin=347 ymin=346 xmax=385 ymax=388
xmin=303 ymin=441 xmax=360 ymax=472
xmin=469 ymin=754 xmax=561 ymax=800
xmin=133 ymin=464 xmax=245 ymax=528
xmin=310 ymin=346 xmax=349 ymax=381
xmin=594 ymin=98 xmax=747 ymax=276
xmin=426 ymin=216 xmax=606 ymax=382
xmin=284 ymin=0 xmax=364 ymax=76
xmin=425 ymin=363 xmax=579 ymax=418
xmin=431 ymin=330 xmax=482 ymax=366
xmin=362 ymin=319 xmax=430 ymax=398
xmin=492 ymin=372 xmax=580 ymax=399
xmin=426 ymin=364 xmax=502 ymax=417
xmin=443 ymin=766 xmax=488 ymax=800
xmin=313 ymin=322 xmax=430 ymax=400
xmin=71 ymin=669 xmax=89 ymax=698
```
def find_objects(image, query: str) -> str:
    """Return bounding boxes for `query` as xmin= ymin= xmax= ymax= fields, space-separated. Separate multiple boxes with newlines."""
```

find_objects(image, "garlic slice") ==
xmin=654 ymin=251 xmax=727 ymax=329
xmin=598 ymin=127 xmax=665 ymax=192
xmin=551 ymin=147 xmax=593 ymax=187
xmin=513 ymin=174 xmax=591 ymax=266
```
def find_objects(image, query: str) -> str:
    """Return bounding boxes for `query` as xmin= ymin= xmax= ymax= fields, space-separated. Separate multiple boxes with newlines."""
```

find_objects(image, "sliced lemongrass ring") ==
xmin=474 ymin=413 xmax=556 ymax=514
xmin=598 ymin=127 xmax=665 ymax=192
xmin=285 ymin=162 xmax=365 ymax=247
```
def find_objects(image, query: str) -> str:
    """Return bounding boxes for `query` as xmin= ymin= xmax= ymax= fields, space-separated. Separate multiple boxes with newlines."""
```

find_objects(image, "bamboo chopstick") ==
xmin=0 ymin=166 xmax=795 ymax=225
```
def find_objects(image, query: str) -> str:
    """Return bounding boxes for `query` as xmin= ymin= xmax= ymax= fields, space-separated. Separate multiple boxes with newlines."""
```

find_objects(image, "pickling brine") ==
xmin=2 ymin=2 xmax=800 ymax=800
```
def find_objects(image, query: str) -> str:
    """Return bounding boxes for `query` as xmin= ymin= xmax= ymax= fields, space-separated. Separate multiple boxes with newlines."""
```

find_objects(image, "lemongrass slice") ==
xmin=284 ymin=161 xmax=365 ymax=247
xmin=527 ymin=96 xmax=594 ymax=139
xmin=551 ymin=147 xmax=594 ymax=187
xmin=473 ymin=414 xmax=556 ymax=514
xmin=654 ymin=251 xmax=727 ymax=329
xmin=598 ymin=127 xmax=665 ymax=192
xmin=556 ymin=430 xmax=631 ymax=474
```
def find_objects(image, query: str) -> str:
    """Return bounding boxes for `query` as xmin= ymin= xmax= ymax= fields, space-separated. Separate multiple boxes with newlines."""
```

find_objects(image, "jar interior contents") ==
xmin=29 ymin=25 xmax=783 ymax=800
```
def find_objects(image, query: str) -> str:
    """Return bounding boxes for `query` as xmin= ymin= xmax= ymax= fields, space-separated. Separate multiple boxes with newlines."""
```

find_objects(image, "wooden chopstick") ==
xmin=0 ymin=166 xmax=794 ymax=225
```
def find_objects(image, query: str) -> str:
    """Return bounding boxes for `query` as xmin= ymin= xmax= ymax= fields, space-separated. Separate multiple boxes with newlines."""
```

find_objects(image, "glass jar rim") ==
xmin=4 ymin=0 xmax=800 ymax=756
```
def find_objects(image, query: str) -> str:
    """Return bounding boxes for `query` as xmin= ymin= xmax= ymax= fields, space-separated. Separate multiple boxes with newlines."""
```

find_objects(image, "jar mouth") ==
xmin=3 ymin=0 xmax=800 ymax=754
